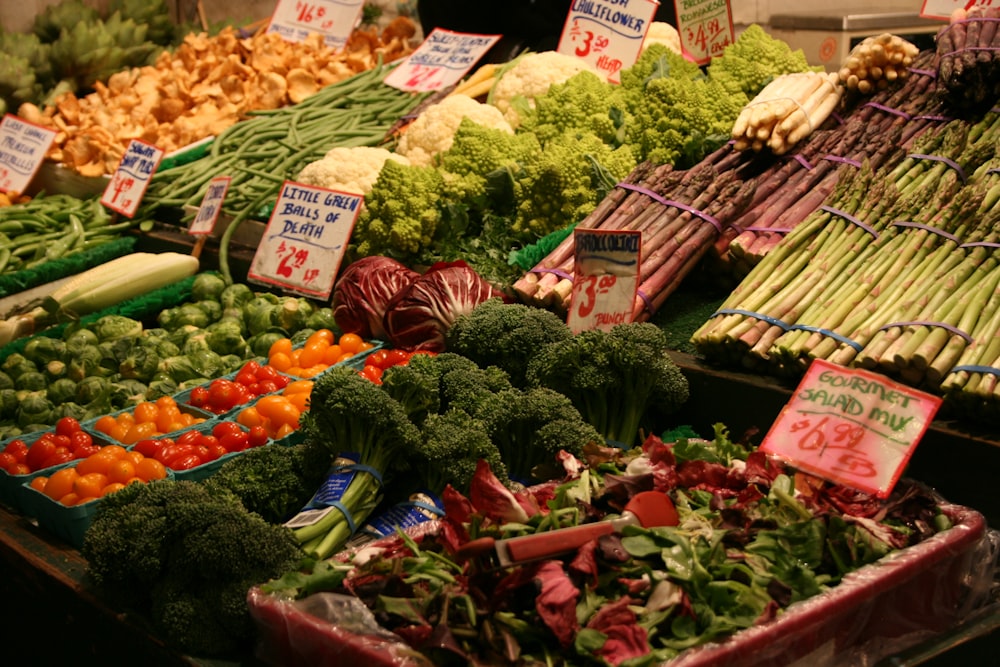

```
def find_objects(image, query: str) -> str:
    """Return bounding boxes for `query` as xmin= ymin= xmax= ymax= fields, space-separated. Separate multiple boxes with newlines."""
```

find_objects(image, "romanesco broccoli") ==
xmin=707 ymin=23 xmax=819 ymax=99
xmin=516 ymin=70 xmax=625 ymax=145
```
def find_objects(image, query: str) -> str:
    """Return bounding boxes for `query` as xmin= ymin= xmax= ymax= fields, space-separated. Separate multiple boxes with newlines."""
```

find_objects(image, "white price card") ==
xmin=247 ymin=181 xmax=362 ymax=299
xmin=100 ymin=139 xmax=163 ymax=218
xmin=921 ymin=1 xmax=981 ymax=20
xmin=268 ymin=0 xmax=363 ymax=48
xmin=0 ymin=114 xmax=57 ymax=195
xmin=760 ymin=359 xmax=942 ymax=498
xmin=188 ymin=176 xmax=231 ymax=236
xmin=675 ymin=0 xmax=735 ymax=65
xmin=384 ymin=29 xmax=501 ymax=92
xmin=557 ymin=0 xmax=661 ymax=83
xmin=567 ymin=229 xmax=641 ymax=334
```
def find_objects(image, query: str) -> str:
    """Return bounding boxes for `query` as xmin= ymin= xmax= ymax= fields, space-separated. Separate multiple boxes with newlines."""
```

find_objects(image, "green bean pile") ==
xmin=137 ymin=63 xmax=428 ymax=282
xmin=0 ymin=194 xmax=138 ymax=275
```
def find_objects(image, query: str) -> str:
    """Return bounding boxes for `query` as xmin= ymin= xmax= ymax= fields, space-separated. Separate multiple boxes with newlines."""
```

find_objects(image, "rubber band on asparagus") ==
xmin=876 ymin=321 xmax=973 ymax=343
xmin=615 ymin=183 xmax=723 ymax=233
xmin=785 ymin=324 xmax=863 ymax=352
xmin=891 ymin=221 xmax=961 ymax=244
xmin=861 ymin=102 xmax=912 ymax=120
xmin=710 ymin=308 xmax=790 ymax=330
xmin=819 ymin=205 xmax=880 ymax=238
xmin=907 ymin=153 xmax=967 ymax=183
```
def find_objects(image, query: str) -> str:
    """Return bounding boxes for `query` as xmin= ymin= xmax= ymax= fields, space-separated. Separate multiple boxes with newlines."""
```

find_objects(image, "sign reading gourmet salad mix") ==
xmin=558 ymin=0 xmax=661 ymax=83
xmin=267 ymin=0 xmax=364 ymax=49
xmin=568 ymin=228 xmax=641 ymax=333
xmin=248 ymin=180 xmax=361 ymax=299
xmin=0 ymin=114 xmax=57 ymax=195
xmin=760 ymin=359 xmax=942 ymax=498
xmin=384 ymin=29 xmax=501 ymax=92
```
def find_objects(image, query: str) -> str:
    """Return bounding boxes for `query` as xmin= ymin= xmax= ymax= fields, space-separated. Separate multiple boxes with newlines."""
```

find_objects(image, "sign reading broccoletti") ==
xmin=248 ymin=180 xmax=362 ymax=299
xmin=760 ymin=359 xmax=942 ymax=498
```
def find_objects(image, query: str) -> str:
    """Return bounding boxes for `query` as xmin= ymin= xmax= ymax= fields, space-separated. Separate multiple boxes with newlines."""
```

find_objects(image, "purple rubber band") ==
xmin=908 ymin=67 xmax=937 ymax=78
xmin=531 ymin=267 xmax=574 ymax=281
xmin=616 ymin=182 xmax=723 ymax=233
xmin=877 ymin=320 xmax=973 ymax=343
xmin=820 ymin=205 xmax=879 ymax=238
xmin=822 ymin=155 xmax=862 ymax=168
xmin=862 ymin=102 xmax=912 ymax=119
xmin=960 ymin=241 xmax=1000 ymax=249
xmin=737 ymin=226 xmax=794 ymax=234
xmin=789 ymin=154 xmax=814 ymax=170
xmin=831 ymin=112 xmax=845 ymax=125
xmin=912 ymin=114 xmax=953 ymax=122
xmin=987 ymin=167 xmax=1000 ymax=176
xmin=636 ymin=289 xmax=655 ymax=315
xmin=943 ymin=46 xmax=1000 ymax=58
xmin=908 ymin=153 xmax=966 ymax=183
xmin=892 ymin=221 xmax=961 ymax=243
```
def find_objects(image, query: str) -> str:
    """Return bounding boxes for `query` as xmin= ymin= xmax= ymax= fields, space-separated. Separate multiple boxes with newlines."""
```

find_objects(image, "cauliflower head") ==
xmin=489 ymin=51 xmax=599 ymax=127
xmin=295 ymin=146 xmax=411 ymax=195
xmin=641 ymin=22 xmax=682 ymax=55
xmin=396 ymin=94 xmax=513 ymax=167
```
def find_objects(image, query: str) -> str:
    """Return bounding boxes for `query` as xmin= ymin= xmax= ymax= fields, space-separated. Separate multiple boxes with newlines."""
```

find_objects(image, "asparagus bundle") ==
xmin=936 ymin=5 xmax=1000 ymax=108
xmin=838 ymin=32 xmax=920 ymax=94
xmin=731 ymin=71 xmax=843 ymax=154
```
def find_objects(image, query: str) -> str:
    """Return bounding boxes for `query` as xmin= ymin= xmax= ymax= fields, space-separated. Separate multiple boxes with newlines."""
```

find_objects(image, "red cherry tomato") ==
xmin=26 ymin=439 xmax=56 ymax=472
xmin=188 ymin=385 xmax=210 ymax=408
xmin=207 ymin=443 xmax=228 ymax=461
xmin=365 ymin=349 xmax=390 ymax=370
xmin=169 ymin=453 xmax=203 ymax=471
xmin=0 ymin=451 xmax=17 ymax=472
xmin=133 ymin=438 xmax=162 ymax=459
xmin=212 ymin=421 xmax=245 ymax=440
xmin=247 ymin=425 xmax=269 ymax=448
xmin=358 ymin=364 xmax=384 ymax=384
xmin=220 ymin=432 xmax=249 ymax=453
xmin=383 ymin=349 xmax=412 ymax=368
xmin=3 ymin=439 xmax=28 ymax=463
xmin=55 ymin=416 xmax=81 ymax=438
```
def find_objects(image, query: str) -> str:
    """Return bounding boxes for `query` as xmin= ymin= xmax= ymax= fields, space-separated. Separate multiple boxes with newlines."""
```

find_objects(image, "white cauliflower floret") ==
xmin=395 ymin=93 xmax=512 ymax=166
xmin=489 ymin=51 xmax=598 ymax=127
xmin=642 ymin=22 xmax=682 ymax=55
xmin=295 ymin=146 xmax=411 ymax=194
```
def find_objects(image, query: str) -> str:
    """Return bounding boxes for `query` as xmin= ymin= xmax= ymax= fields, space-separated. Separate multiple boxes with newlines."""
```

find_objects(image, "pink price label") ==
xmin=760 ymin=359 xmax=942 ymax=498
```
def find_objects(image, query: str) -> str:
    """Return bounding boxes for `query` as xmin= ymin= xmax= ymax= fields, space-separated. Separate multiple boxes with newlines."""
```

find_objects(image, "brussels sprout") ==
xmin=2 ymin=353 xmax=38 ymax=380
xmin=54 ymin=401 xmax=88 ymax=422
xmin=166 ymin=324 xmax=201 ymax=348
xmin=97 ymin=339 xmax=133 ymax=376
xmin=15 ymin=371 xmax=47 ymax=392
xmin=178 ymin=377 xmax=212 ymax=392
xmin=276 ymin=297 xmax=315 ymax=333
xmin=306 ymin=307 xmax=337 ymax=333
xmin=17 ymin=391 xmax=54 ymax=428
xmin=243 ymin=296 xmax=283 ymax=336
xmin=220 ymin=282 xmax=255 ymax=318
xmin=108 ymin=379 xmax=148 ymax=408
xmin=219 ymin=354 xmax=245 ymax=375
xmin=191 ymin=272 xmax=228 ymax=302
xmin=196 ymin=300 xmax=223 ymax=323
xmin=0 ymin=388 xmax=18 ymax=419
xmin=159 ymin=349 xmax=224 ymax=383
xmin=247 ymin=331 xmax=285 ymax=358
xmin=146 ymin=374 xmax=179 ymax=400
xmin=205 ymin=319 xmax=249 ymax=357
xmin=0 ymin=424 xmax=21 ymax=440
xmin=47 ymin=377 xmax=78 ymax=405
xmin=68 ymin=346 xmax=110 ymax=382
xmin=89 ymin=315 xmax=144 ymax=342
xmin=119 ymin=345 xmax=161 ymax=382
xmin=158 ymin=303 xmax=211 ymax=331
xmin=22 ymin=336 xmax=67 ymax=365
xmin=182 ymin=332 xmax=212 ymax=356
xmin=290 ymin=328 xmax=316 ymax=346
xmin=44 ymin=359 xmax=67 ymax=381
xmin=0 ymin=371 xmax=14 ymax=390
xmin=64 ymin=327 xmax=99 ymax=353
xmin=76 ymin=376 xmax=110 ymax=408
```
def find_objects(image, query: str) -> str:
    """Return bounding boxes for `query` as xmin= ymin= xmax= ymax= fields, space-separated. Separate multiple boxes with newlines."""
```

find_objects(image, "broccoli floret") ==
xmin=525 ymin=322 xmax=690 ymax=449
xmin=474 ymin=386 xmax=601 ymax=482
xmin=510 ymin=129 xmax=638 ymax=241
xmin=414 ymin=408 xmax=508 ymax=494
xmin=380 ymin=351 xmax=513 ymax=422
xmin=517 ymin=70 xmax=626 ymax=145
xmin=351 ymin=159 xmax=446 ymax=261
xmin=82 ymin=479 xmax=304 ymax=657
xmin=203 ymin=439 xmax=332 ymax=523
xmin=300 ymin=365 xmax=421 ymax=470
xmin=445 ymin=297 xmax=573 ymax=387
xmin=707 ymin=23 xmax=819 ymax=99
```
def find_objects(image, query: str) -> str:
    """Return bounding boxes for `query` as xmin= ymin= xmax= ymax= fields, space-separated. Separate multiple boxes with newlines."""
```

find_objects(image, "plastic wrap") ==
xmin=247 ymin=501 xmax=995 ymax=667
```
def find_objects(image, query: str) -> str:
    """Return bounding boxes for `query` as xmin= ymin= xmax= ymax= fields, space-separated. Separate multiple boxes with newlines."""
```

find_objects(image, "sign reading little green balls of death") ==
xmin=0 ymin=113 xmax=57 ymax=195
xmin=760 ymin=359 xmax=942 ymax=498
xmin=558 ymin=0 xmax=661 ymax=83
xmin=248 ymin=180 xmax=362 ymax=300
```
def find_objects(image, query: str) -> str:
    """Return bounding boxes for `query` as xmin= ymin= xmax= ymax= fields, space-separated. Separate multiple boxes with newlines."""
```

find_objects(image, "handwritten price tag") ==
xmin=558 ymin=0 xmax=660 ymax=83
xmin=188 ymin=176 xmax=231 ymax=236
xmin=247 ymin=181 xmax=362 ymax=299
xmin=675 ymin=0 xmax=735 ymax=65
xmin=567 ymin=229 xmax=641 ymax=333
xmin=268 ymin=0 xmax=363 ymax=48
xmin=384 ymin=29 xmax=500 ymax=92
xmin=0 ymin=114 xmax=57 ymax=195
xmin=760 ymin=359 xmax=942 ymax=498
xmin=100 ymin=139 xmax=163 ymax=218
xmin=920 ymin=0 xmax=981 ymax=20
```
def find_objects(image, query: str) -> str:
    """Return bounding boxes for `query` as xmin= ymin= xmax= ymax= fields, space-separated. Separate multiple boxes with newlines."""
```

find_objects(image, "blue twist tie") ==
xmin=406 ymin=500 xmax=445 ymax=516
xmin=334 ymin=462 xmax=385 ymax=487
xmin=328 ymin=500 xmax=358 ymax=533
xmin=785 ymin=324 xmax=863 ymax=352
xmin=877 ymin=320 xmax=972 ymax=343
xmin=950 ymin=365 xmax=1000 ymax=377
xmin=711 ymin=308 xmax=790 ymax=330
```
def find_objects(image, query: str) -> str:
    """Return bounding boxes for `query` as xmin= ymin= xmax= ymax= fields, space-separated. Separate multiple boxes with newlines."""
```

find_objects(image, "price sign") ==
xmin=0 ymin=114 xmax=57 ymax=195
xmin=268 ymin=0 xmax=363 ymax=48
xmin=100 ymin=139 xmax=163 ymax=218
xmin=558 ymin=0 xmax=661 ymax=83
xmin=567 ymin=229 xmax=641 ymax=333
xmin=675 ymin=0 xmax=735 ymax=65
xmin=760 ymin=359 xmax=942 ymax=498
xmin=188 ymin=176 xmax=231 ymax=236
xmin=247 ymin=181 xmax=362 ymax=299
xmin=921 ymin=1 xmax=984 ymax=20
xmin=384 ymin=29 xmax=501 ymax=92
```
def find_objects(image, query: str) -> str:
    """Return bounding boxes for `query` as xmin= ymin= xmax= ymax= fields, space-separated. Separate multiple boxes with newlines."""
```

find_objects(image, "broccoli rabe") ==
xmin=413 ymin=408 xmax=508 ymax=494
xmin=474 ymin=386 xmax=601 ymax=483
xmin=525 ymin=322 xmax=690 ymax=449
xmin=82 ymin=479 xmax=303 ymax=657
xmin=707 ymin=23 xmax=819 ymax=99
xmin=204 ymin=439 xmax=333 ymax=523
xmin=351 ymin=159 xmax=446 ymax=261
xmin=444 ymin=297 xmax=573 ymax=387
